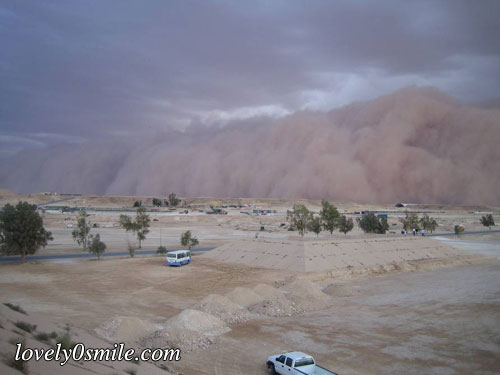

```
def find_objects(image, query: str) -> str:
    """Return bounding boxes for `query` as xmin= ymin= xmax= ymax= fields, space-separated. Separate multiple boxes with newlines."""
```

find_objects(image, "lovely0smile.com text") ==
xmin=15 ymin=342 xmax=181 ymax=366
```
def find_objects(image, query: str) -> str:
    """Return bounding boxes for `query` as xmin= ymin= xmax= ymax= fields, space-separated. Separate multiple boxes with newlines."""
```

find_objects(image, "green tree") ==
xmin=338 ymin=215 xmax=354 ymax=235
xmin=119 ymin=207 xmax=150 ymax=248
xmin=400 ymin=210 xmax=420 ymax=231
xmin=180 ymin=230 xmax=199 ymax=250
xmin=308 ymin=216 xmax=322 ymax=237
xmin=428 ymin=218 xmax=438 ymax=233
xmin=357 ymin=212 xmax=389 ymax=234
xmin=152 ymin=198 xmax=162 ymax=207
xmin=319 ymin=199 xmax=340 ymax=234
xmin=480 ymin=214 xmax=495 ymax=229
xmin=87 ymin=234 xmax=106 ymax=259
xmin=156 ymin=245 xmax=167 ymax=255
xmin=419 ymin=214 xmax=438 ymax=233
xmin=0 ymin=201 xmax=53 ymax=261
xmin=72 ymin=210 xmax=90 ymax=250
xmin=287 ymin=204 xmax=313 ymax=236
xmin=133 ymin=200 xmax=142 ymax=208
xmin=168 ymin=193 xmax=180 ymax=207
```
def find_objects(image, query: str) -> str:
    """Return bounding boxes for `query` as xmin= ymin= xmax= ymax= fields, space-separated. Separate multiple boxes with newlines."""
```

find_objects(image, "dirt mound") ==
xmin=165 ymin=309 xmax=228 ymax=334
xmin=199 ymin=294 xmax=252 ymax=323
xmin=142 ymin=309 xmax=230 ymax=352
xmin=249 ymin=284 xmax=298 ymax=317
xmin=323 ymin=283 xmax=361 ymax=297
xmin=225 ymin=287 xmax=264 ymax=307
xmin=95 ymin=316 xmax=158 ymax=343
xmin=285 ymin=279 xmax=330 ymax=311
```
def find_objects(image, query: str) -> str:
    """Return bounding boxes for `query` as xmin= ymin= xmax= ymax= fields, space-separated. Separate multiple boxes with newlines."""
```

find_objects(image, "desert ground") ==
xmin=0 ymin=190 xmax=499 ymax=375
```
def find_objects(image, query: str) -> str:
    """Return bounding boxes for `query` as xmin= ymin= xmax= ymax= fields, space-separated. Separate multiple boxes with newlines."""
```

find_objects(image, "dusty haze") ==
xmin=1 ymin=87 xmax=500 ymax=205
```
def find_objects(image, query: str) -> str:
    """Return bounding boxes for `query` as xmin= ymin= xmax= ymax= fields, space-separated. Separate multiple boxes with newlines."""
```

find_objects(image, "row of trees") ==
xmin=134 ymin=193 xmax=181 ymax=208
xmin=286 ymin=203 xmax=443 ymax=236
xmin=0 ymin=201 xmax=199 ymax=262
xmin=399 ymin=211 xmax=438 ymax=233
xmin=286 ymin=200 xmax=354 ymax=237
xmin=152 ymin=193 xmax=181 ymax=207
xmin=1 ymin=200 xmax=495 ymax=261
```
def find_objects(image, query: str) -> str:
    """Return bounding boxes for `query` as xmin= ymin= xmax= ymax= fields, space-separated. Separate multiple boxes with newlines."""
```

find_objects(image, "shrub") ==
xmin=14 ymin=321 xmax=36 ymax=333
xmin=156 ymin=245 xmax=167 ymax=255
xmin=127 ymin=240 xmax=135 ymax=258
xmin=55 ymin=331 xmax=76 ymax=350
xmin=35 ymin=332 xmax=50 ymax=343
xmin=454 ymin=225 xmax=465 ymax=235
xmin=4 ymin=303 xmax=27 ymax=315
xmin=5 ymin=339 xmax=28 ymax=374
xmin=9 ymin=337 xmax=22 ymax=345
xmin=125 ymin=368 xmax=137 ymax=375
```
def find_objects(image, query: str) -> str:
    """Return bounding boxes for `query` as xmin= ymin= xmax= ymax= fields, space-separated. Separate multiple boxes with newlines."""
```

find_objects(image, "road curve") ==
xmin=0 ymin=246 xmax=215 ymax=263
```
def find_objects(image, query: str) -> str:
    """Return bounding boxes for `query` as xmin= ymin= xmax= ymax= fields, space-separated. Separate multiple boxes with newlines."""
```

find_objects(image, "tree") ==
xmin=0 ymin=201 xmax=53 ymax=261
xmin=419 ymin=214 xmax=438 ymax=233
xmin=180 ymin=230 xmax=199 ymax=250
xmin=480 ymin=214 xmax=495 ymax=230
xmin=287 ymin=204 xmax=313 ymax=236
xmin=454 ymin=224 xmax=465 ymax=235
xmin=152 ymin=198 xmax=162 ymax=207
xmin=72 ymin=210 xmax=90 ymax=250
xmin=168 ymin=193 xmax=180 ymax=207
xmin=156 ymin=245 xmax=167 ymax=255
xmin=429 ymin=218 xmax=438 ymax=233
xmin=357 ymin=212 xmax=389 ymax=234
xmin=308 ymin=216 xmax=322 ymax=237
xmin=338 ymin=215 xmax=354 ymax=235
xmin=400 ymin=210 xmax=420 ymax=231
xmin=119 ymin=207 xmax=150 ymax=248
xmin=133 ymin=200 xmax=142 ymax=208
xmin=320 ymin=199 xmax=340 ymax=234
xmin=87 ymin=234 xmax=106 ymax=259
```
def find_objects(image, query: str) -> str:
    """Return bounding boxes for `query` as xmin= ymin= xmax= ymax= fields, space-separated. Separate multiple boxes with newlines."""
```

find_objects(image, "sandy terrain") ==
xmin=0 ymin=192 xmax=499 ymax=374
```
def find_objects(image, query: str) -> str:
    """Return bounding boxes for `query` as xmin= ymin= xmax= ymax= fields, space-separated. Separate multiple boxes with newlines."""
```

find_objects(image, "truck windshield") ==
xmin=295 ymin=358 xmax=315 ymax=367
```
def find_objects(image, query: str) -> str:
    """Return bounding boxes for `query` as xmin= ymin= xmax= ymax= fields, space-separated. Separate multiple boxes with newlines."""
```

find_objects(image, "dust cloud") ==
xmin=2 ymin=87 xmax=499 ymax=204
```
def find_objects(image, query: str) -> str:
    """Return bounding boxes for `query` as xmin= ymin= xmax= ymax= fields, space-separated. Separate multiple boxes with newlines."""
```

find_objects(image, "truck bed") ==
xmin=296 ymin=366 xmax=337 ymax=375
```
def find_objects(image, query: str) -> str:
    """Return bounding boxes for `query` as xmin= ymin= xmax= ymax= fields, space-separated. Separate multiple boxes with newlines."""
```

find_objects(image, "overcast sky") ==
xmin=1 ymin=0 xmax=500 ymax=158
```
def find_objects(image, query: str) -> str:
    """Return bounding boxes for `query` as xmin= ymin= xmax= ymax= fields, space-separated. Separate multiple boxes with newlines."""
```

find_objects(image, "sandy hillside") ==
xmin=202 ymin=237 xmax=465 ymax=272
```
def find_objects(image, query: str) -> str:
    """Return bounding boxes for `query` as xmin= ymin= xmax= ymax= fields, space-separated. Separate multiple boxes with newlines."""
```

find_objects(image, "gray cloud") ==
xmin=1 ymin=0 xmax=500 ymax=139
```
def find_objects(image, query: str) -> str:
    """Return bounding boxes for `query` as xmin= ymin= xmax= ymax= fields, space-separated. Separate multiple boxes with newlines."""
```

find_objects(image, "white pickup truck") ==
xmin=266 ymin=352 xmax=337 ymax=375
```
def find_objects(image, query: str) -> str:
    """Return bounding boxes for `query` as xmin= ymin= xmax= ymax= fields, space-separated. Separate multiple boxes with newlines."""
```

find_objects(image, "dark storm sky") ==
xmin=1 ymin=0 xmax=500 ymax=157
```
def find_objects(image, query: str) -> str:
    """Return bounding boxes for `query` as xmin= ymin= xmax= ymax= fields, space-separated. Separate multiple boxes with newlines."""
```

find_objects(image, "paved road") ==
xmin=37 ymin=196 xmax=78 ymax=207
xmin=0 ymin=246 xmax=215 ymax=263
xmin=426 ymin=229 xmax=500 ymax=237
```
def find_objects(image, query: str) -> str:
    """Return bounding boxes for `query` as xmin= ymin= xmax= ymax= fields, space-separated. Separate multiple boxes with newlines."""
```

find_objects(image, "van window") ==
xmin=285 ymin=358 xmax=293 ymax=367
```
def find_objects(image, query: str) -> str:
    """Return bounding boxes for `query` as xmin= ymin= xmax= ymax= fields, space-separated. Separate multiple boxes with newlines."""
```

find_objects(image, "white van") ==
xmin=166 ymin=250 xmax=191 ymax=266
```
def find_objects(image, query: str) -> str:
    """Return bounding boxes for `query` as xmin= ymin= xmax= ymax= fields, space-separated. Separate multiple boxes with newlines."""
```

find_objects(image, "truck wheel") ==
xmin=268 ymin=363 xmax=276 ymax=375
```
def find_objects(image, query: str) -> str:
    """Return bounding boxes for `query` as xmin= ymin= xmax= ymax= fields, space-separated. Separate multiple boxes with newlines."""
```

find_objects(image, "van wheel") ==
xmin=268 ymin=364 xmax=276 ymax=375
